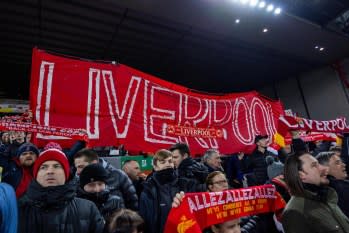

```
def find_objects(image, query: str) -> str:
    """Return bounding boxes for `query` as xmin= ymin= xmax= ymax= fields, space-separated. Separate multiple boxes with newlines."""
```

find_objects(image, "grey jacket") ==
xmin=282 ymin=186 xmax=349 ymax=233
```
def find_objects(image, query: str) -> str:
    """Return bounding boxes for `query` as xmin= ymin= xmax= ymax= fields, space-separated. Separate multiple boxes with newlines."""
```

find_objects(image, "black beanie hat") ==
xmin=79 ymin=163 xmax=108 ymax=189
xmin=16 ymin=143 xmax=40 ymax=158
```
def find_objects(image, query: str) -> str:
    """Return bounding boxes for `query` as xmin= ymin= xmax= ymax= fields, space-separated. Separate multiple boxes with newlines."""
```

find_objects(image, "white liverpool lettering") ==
xmin=86 ymin=68 xmax=141 ymax=139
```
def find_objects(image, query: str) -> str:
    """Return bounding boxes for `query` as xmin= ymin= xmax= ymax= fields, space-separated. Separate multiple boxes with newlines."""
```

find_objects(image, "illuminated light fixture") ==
xmin=258 ymin=1 xmax=266 ymax=8
xmin=315 ymin=46 xmax=319 ymax=49
xmin=240 ymin=0 xmax=250 ymax=5
xmin=274 ymin=7 xmax=282 ymax=15
xmin=319 ymin=47 xmax=324 ymax=51
xmin=249 ymin=0 xmax=259 ymax=7
xmin=235 ymin=19 xmax=240 ymax=23
xmin=266 ymin=4 xmax=274 ymax=12
xmin=263 ymin=28 xmax=268 ymax=32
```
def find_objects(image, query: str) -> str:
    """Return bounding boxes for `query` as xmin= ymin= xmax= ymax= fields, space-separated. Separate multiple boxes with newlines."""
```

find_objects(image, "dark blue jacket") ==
xmin=0 ymin=143 xmax=24 ymax=190
xmin=239 ymin=149 xmax=274 ymax=185
xmin=177 ymin=157 xmax=208 ymax=191
xmin=329 ymin=176 xmax=349 ymax=218
xmin=139 ymin=171 xmax=197 ymax=233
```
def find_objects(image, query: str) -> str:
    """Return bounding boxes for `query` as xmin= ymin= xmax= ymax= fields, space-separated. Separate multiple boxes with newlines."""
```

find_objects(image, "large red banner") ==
xmin=30 ymin=48 xmax=284 ymax=154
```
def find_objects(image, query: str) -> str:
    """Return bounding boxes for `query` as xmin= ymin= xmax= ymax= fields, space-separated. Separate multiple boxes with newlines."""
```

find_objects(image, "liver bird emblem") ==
xmin=177 ymin=215 xmax=196 ymax=233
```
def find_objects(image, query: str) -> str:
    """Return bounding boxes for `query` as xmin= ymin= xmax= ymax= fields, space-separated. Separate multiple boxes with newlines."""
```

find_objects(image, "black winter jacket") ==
xmin=177 ymin=157 xmax=208 ymax=191
xmin=99 ymin=158 xmax=139 ymax=210
xmin=139 ymin=168 xmax=197 ymax=233
xmin=0 ymin=143 xmax=26 ymax=191
xmin=78 ymin=188 xmax=124 ymax=220
xmin=329 ymin=176 xmax=349 ymax=218
xmin=19 ymin=181 xmax=105 ymax=233
xmin=239 ymin=149 xmax=273 ymax=185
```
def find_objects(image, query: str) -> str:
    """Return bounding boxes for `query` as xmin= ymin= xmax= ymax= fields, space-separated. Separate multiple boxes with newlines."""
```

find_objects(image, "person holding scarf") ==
xmin=139 ymin=149 xmax=197 ymax=233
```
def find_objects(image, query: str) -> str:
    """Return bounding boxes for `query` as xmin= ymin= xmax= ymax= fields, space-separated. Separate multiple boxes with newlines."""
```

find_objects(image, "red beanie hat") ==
xmin=33 ymin=149 xmax=70 ymax=180
xmin=44 ymin=142 xmax=63 ymax=151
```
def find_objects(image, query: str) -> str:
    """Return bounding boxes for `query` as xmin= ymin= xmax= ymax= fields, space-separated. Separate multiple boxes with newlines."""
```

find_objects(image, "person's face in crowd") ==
xmin=16 ymin=131 xmax=25 ymax=144
xmin=319 ymin=164 xmax=329 ymax=185
xmin=211 ymin=218 xmax=241 ymax=233
xmin=19 ymin=151 xmax=37 ymax=167
xmin=36 ymin=160 xmax=66 ymax=187
xmin=153 ymin=156 xmax=174 ymax=171
xmin=207 ymin=152 xmax=222 ymax=170
xmin=328 ymin=155 xmax=347 ymax=180
xmin=299 ymin=153 xmax=322 ymax=186
xmin=172 ymin=149 xmax=188 ymax=168
xmin=26 ymin=133 xmax=32 ymax=142
xmin=256 ymin=138 xmax=269 ymax=148
xmin=1 ymin=132 xmax=9 ymax=143
xmin=84 ymin=181 xmax=106 ymax=193
xmin=124 ymin=161 xmax=141 ymax=180
xmin=74 ymin=156 xmax=97 ymax=175
xmin=9 ymin=131 xmax=16 ymax=142
xmin=208 ymin=173 xmax=229 ymax=192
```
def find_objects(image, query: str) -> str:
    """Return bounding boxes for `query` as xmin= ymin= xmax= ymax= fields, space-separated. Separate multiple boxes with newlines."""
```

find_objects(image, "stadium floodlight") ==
xmin=266 ymin=4 xmax=274 ymax=12
xmin=250 ymin=0 xmax=259 ymax=7
xmin=274 ymin=7 xmax=282 ymax=15
xmin=259 ymin=1 xmax=266 ymax=8
xmin=240 ymin=0 xmax=250 ymax=4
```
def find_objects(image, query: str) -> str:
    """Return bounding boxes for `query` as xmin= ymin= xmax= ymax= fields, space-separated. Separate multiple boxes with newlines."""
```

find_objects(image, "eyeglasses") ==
xmin=212 ymin=180 xmax=228 ymax=185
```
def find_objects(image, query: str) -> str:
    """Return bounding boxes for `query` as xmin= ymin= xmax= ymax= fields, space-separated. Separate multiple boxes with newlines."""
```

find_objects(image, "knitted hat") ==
xmin=16 ymin=143 xmax=40 ymax=157
xmin=44 ymin=142 xmax=63 ymax=151
xmin=33 ymin=149 xmax=70 ymax=180
xmin=79 ymin=163 xmax=108 ymax=189
xmin=266 ymin=156 xmax=284 ymax=180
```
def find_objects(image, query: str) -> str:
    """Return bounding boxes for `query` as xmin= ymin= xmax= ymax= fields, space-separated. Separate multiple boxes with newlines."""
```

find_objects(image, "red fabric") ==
xmin=30 ymin=48 xmax=284 ymax=154
xmin=33 ymin=149 xmax=70 ymax=179
xmin=164 ymin=185 xmax=285 ymax=233
xmin=284 ymin=133 xmax=337 ymax=144
xmin=0 ymin=120 xmax=88 ymax=142
xmin=278 ymin=115 xmax=349 ymax=134
xmin=15 ymin=161 xmax=33 ymax=198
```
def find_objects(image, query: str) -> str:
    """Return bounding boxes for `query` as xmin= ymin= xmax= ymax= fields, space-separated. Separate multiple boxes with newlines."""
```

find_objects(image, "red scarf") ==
xmin=15 ymin=160 xmax=33 ymax=198
xmin=0 ymin=120 xmax=88 ymax=141
xmin=165 ymin=184 xmax=285 ymax=233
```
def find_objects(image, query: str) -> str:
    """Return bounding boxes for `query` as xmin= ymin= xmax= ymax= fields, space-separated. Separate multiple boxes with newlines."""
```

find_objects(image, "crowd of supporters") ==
xmin=0 ymin=126 xmax=348 ymax=233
